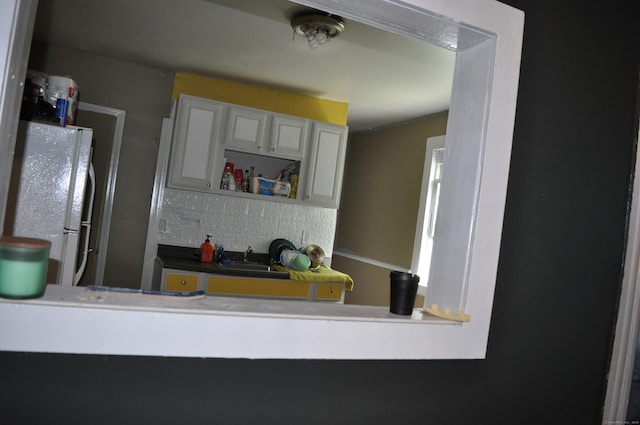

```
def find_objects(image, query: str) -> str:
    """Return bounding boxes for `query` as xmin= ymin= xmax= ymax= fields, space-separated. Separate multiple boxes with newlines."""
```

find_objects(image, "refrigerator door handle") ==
xmin=75 ymin=161 xmax=96 ymax=286
xmin=75 ymin=221 xmax=91 ymax=285
xmin=83 ymin=152 xmax=96 ymax=223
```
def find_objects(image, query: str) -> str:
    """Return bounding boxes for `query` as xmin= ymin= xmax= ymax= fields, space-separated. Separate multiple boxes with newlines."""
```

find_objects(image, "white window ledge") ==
xmin=0 ymin=285 xmax=482 ymax=359
xmin=1 ymin=0 xmax=523 ymax=361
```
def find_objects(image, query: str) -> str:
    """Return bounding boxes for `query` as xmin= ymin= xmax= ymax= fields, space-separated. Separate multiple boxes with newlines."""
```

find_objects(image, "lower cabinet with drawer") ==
xmin=162 ymin=269 xmax=200 ymax=292
xmin=315 ymin=283 xmax=344 ymax=301
xmin=161 ymin=267 xmax=345 ymax=303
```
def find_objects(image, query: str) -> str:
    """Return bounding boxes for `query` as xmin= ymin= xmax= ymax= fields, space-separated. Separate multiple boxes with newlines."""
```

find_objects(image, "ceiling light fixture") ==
xmin=291 ymin=12 xmax=344 ymax=49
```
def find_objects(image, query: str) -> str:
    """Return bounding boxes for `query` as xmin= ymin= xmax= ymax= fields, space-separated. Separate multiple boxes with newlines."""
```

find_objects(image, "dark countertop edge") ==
xmin=156 ymin=245 xmax=289 ymax=280
xmin=158 ymin=244 xmax=270 ymax=263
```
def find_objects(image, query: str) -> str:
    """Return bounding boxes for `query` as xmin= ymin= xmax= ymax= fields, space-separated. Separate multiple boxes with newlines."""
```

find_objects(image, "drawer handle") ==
xmin=329 ymin=289 xmax=334 ymax=293
xmin=181 ymin=280 xmax=187 ymax=286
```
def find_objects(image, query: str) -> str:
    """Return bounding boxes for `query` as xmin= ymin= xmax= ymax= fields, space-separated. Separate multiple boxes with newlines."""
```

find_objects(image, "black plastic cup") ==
xmin=389 ymin=271 xmax=420 ymax=315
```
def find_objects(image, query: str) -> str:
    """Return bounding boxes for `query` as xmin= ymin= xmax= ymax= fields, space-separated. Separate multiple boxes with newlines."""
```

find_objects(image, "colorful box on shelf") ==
xmin=250 ymin=177 xmax=291 ymax=197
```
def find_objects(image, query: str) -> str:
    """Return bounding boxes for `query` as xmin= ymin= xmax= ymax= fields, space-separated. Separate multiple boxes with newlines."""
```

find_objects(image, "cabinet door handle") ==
xmin=206 ymin=183 xmax=211 ymax=187
xmin=271 ymin=147 xmax=276 ymax=152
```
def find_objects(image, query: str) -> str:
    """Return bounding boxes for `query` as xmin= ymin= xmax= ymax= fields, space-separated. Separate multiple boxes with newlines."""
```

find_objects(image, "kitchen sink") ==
xmin=219 ymin=261 xmax=271 ymax=271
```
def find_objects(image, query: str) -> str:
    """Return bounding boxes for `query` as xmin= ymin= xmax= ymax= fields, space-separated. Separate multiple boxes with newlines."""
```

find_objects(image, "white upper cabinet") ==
xmin=167 ymin=95 xmax=348 ymax=208
xmin=167 ymin=94 xmax=223 ymax=191
xmin=269 ymin=114 xmax=309 ymax=159
xmin=223 ymin=106 xmax=267 ymax=153
xmin=304 ymin=122 xmax=348 ymax=208
xmin=224 ymin=105 xmax=309 ymax=160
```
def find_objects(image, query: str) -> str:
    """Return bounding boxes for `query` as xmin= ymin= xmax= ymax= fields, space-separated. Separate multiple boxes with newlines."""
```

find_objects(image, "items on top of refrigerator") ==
xmin=47 ymin=75 xmax=78 ymax=126
xmin=20 ymin=70 xmax=78 ymax=127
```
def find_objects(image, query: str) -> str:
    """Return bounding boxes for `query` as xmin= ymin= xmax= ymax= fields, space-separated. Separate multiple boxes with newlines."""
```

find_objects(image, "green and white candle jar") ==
xmin=0 ymin=237 xmax=51 ymax=299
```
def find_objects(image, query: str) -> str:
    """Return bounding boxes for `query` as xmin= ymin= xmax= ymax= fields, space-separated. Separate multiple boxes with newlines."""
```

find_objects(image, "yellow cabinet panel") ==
xmin=165 ymin=273 xmax=199 ymax=292
xmin=207 ymin=276 xmax=310 ymax=299
xmin=315 ymin=283 xmax=343 ymax=300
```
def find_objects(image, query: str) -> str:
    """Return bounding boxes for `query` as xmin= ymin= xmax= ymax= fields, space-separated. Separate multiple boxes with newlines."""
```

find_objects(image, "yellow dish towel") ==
xmin=272 ymin=264 xmax=354 ymax=291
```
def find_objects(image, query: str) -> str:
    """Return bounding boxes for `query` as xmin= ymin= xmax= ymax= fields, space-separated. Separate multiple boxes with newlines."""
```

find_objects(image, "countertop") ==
xmin=156 ymin=244 xmax=289 ymax=279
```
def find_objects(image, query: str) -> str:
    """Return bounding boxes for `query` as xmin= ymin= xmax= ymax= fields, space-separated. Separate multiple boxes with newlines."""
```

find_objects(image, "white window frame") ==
xmin=0 ymin=0 xmax=524 ymax=360
xmin=413 ymin=135 xmax=446 ymax=295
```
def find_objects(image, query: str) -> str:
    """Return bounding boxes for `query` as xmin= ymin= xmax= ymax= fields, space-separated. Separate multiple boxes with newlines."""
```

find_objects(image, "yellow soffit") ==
xmin=172 ymin=72 xmax=348 ymax=126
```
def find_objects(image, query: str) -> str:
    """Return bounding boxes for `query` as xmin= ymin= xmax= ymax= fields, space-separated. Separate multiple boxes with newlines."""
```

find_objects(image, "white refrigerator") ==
xmin=3 ymin=120 xmax=95 ymax=286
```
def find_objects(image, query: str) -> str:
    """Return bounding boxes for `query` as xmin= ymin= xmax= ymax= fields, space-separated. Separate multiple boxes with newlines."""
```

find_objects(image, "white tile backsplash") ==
xmin=157 ymin=188 xmax=337 ymax=256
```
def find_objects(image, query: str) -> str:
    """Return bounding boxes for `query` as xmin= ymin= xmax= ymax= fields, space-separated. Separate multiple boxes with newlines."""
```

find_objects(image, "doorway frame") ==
xmin=0 ymin=0 xmax=525 ymax=359
xmin=76 ymin=101 xmax=125 ymax=286
xmin=602 ymin=125 xmax=640 ymax=422
xmin=136 ymin=0 xmax=524 ymax=359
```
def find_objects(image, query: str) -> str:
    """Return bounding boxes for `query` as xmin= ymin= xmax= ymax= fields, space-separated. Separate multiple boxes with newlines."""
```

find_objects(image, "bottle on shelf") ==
xmin=242 ymin=169 xmax=250 ymax=192
xmin=248 ymin=166 xmax=255 ymax=192
xmin=220 ymin=164 xmax=232 ymax=190
xmin=213 ymin=241 xmax=220 ymax=262
xmin=227 ymin=173 xmax=236 ymax=191
xmin=234 ymin=169 xmax=244 ymax=191
xmin=289 ymin=174 xmax=299 ymax=199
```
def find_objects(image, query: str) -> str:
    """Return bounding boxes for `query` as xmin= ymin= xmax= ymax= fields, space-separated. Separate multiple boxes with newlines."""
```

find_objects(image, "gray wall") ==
xmin=1 ymin=1 xmax=638 ymax=424
xmin=28 ymin=42 xmax=174 ymax=287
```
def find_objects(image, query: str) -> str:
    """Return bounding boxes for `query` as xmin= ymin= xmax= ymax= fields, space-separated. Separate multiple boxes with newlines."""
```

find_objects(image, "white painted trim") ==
xmin=602 ymin=125 xmax=640 ymax=423
xmin=333 ymin=250 xmax=410 ymax=273
xmin=0 ymin=285 xmax=468 ymax=360
xmin=76 ymin=101 xmax=126 ymax=286
xmin=332 ymin=251 xmax=429 ymax=296
xmin=2 ymin=0 xmax=524 ymax=359
xmin=0 ymin=0 xmax=37 ymax=230
xmin=140 ymin=118 xmax=173 ymax=289
xmin=140 ymin=0 xmax=523 ymax=359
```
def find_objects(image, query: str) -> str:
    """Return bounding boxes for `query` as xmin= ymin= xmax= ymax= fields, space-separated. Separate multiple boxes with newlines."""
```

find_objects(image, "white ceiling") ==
xmin=31 ymin=0 xmax=455 ymax=132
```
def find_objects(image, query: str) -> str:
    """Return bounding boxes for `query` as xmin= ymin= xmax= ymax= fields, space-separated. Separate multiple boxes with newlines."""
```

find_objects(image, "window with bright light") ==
xmin=413 ymin=135 xmax=445 ymax=292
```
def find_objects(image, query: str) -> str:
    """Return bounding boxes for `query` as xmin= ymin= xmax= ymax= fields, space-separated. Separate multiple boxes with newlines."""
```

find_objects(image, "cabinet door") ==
xmin=206 ymin=275 xmax=310 ymax=299
xmin=304 ymin=122 xmax=348 ymax=208
xmin=315 ymin=283 xmax=344 ymax=301
xmin=163 ymin=270 xmax=200 ymax=292
xmin=269 ymin=114 xmax=309 ymax=159
xmin=168 ymin=95 xmax=223 ymax=191
xmin=224 ymin=106 xmax=267 ymax=153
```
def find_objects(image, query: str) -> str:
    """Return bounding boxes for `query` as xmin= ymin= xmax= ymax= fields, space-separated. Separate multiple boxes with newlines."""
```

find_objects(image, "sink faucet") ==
xmin=243 ymin=246 xmax=253 ymax=261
